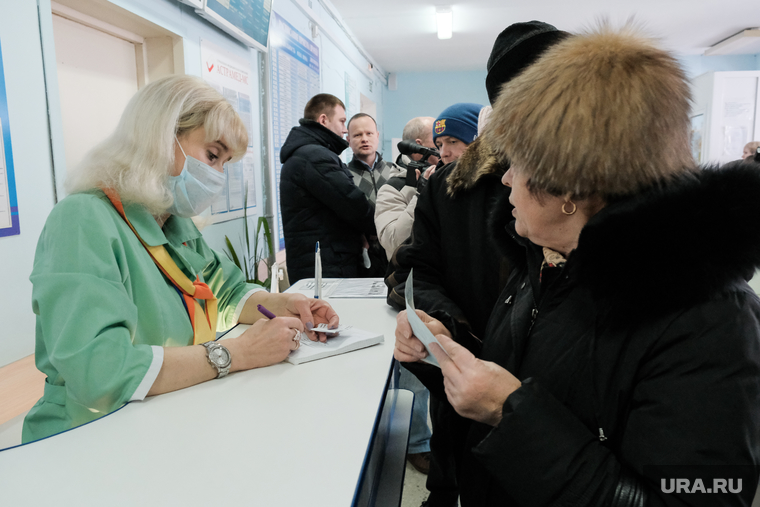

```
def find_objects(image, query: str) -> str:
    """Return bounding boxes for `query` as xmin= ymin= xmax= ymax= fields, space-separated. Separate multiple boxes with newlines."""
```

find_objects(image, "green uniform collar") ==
xmin=123 ymin=203 xmax=202 ymax=247
xmin=90 ymin=189 xmax=202 ymax=247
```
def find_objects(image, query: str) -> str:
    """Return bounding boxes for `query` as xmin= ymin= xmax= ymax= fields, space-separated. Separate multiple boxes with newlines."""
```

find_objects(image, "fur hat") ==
xmin=485 ymin=23 xmax=696 ymax=199
xmin=433 ymin=103 xmax=482 ymax=145
xmin=486 ymin=21 xmax=570 ymax=105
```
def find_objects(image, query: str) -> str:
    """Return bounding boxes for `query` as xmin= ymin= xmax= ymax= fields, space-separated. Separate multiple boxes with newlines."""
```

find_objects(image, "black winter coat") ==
xmin=385 ymin=136 xmax=512 ymax=504
xmin=386 ymin=137 xmax=512 ymax=356
xmin=458 ymin=163 xmax=760 ymax=507
xmin=280 ymin=119 xmax=375 ymax=283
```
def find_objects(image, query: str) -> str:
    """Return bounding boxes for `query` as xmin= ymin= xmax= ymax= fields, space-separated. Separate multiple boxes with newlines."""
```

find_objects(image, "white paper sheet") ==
xmin=404 ymin=269 xmax=449 ymax=368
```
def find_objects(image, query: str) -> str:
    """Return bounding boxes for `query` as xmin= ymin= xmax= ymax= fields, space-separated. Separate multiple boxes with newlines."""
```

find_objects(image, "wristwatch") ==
xmin=201 ymin=341 xmax=231 ymax=379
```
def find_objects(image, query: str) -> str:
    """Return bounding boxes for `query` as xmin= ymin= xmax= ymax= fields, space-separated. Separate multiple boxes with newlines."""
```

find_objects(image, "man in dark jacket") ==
xmin=280 ymin=94 xmax=375 ymax=283
xmin=386 ymin=22 xmax=570 ymax=507
xmin=346 ymin=113 xmax=393 ymax=277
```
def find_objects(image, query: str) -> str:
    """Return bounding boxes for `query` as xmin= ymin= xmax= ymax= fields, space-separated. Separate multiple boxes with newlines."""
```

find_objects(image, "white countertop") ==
xmin=0 ymin=292 xmax=400 ymax=506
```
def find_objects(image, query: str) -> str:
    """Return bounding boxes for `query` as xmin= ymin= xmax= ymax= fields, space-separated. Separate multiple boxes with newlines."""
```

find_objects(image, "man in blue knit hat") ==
xmin=432 ymin=103 xmax=481 ymax=165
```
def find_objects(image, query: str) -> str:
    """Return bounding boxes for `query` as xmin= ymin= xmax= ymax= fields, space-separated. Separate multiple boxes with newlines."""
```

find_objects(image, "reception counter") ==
xmin=0 ymin=285 xmax=411 ymax=506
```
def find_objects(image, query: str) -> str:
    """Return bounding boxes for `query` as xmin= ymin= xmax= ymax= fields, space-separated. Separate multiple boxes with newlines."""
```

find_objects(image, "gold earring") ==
xmin=562 ymin=201 xmax=577 ymax=215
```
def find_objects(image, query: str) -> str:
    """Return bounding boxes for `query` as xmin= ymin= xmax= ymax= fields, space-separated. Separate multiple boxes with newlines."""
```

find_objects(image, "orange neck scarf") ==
xmin=103 ymin=188 xmax=217 ymax=345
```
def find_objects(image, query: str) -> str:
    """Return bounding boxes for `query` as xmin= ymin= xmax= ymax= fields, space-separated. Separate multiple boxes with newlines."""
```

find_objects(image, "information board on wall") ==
xmin=200 ymin=38 xmax=257 ymax=223
xmin=201 ymin=0 xmax=273 ymax=51
xmin=0 ymin=39 xmax=19 ymax=238
xmin=269 ymin=11 xmax=320 ymax=250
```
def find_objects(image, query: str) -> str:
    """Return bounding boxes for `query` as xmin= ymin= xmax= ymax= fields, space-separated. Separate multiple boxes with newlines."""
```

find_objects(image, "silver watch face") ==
xmin=209 ymin=346 xmax=231 ymax=367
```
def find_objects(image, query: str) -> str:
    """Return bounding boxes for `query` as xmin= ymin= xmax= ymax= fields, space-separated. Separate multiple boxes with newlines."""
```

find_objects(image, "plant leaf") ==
xmin=225 ymin=236 xmax=241 ymax=271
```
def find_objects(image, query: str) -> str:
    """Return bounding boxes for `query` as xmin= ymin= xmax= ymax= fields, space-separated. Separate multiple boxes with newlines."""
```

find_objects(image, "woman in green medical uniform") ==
xmin=23 ymin=75 xmax=338 ymax=442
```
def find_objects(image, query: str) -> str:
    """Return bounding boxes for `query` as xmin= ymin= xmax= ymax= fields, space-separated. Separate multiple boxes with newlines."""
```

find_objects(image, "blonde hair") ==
xmin=66 ymin=75 xmax=248 ymax=215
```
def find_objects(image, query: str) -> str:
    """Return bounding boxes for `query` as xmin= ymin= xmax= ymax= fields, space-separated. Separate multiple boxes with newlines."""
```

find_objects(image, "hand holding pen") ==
xmin=228 ymin=309 xmax=304 ymax=369
xmin=257 ymin=294 xmax=339 ymax=343
xmin=258 ymin=304 xmax=301 ymax=350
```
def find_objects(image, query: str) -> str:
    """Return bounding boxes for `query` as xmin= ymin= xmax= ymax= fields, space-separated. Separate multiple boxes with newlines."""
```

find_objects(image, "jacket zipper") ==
xmin=526 ymin=265 xmax=566 ymax=335
xmin=506 ymin=233 xmax=610 ymax=444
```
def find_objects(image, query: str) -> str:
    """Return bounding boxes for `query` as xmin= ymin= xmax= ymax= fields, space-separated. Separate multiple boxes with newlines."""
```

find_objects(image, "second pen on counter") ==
xmin=315 ymin=241 xmax=322 ymax=299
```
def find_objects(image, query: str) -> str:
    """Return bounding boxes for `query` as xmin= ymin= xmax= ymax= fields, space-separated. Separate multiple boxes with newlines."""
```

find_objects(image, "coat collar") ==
xmin=445 ymin=136 xmax=508 ymax=197
xmin=493 ymin=162 xmax=760 ymax=318
xmin=297 ymin=118 xmax=350 ymax=155
xmin=349 ymin=152 xmax=382 ymax=172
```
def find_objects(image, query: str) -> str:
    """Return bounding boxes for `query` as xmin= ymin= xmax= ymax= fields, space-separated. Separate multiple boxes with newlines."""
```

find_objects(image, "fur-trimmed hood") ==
xmin=446 ymin=136 xmax=507 ymax=197
xmin=491 ymin=162 xmax=760 ymax=318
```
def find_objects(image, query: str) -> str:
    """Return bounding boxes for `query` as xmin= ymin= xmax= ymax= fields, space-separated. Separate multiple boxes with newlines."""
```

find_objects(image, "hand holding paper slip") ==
xmin=405 ymin=269 xmax=450 ymax=368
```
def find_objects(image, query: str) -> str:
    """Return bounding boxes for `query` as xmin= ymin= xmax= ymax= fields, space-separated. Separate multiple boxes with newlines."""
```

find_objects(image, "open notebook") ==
xmin=288 ymin=326 xmax=384 ymax=365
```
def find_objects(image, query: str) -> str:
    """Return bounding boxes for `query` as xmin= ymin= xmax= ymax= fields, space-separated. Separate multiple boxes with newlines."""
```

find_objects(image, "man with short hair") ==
xmin=346 ymin=113 xmax=393 ymax=204
xmin=400 ymin=116 xmax=440 ymax=167
xmin=280 ymin=93 xmax=375 ymax=283
xmin=345 ymin=113 xmax=393 ymax=277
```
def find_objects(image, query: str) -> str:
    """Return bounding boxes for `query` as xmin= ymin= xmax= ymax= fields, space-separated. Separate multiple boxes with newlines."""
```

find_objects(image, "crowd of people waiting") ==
xmin=21 ymin=13 xmax=760 ymax=507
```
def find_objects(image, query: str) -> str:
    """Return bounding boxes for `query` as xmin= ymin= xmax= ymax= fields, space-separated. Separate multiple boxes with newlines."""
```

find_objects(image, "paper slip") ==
xmin=293 ymin=278 xmax=386 ymax=298
xmin=330 ymin=278 xmax=386 ymax=298
xmin=302 ymin=324 xmax=351 ymax=335
xmin=405 ymin=269 xmax=449 ymax=368
xmin=288 ymin=327 xmax=384 ymax=365
xmin=296 ymin=278 xmax=341 ymax=297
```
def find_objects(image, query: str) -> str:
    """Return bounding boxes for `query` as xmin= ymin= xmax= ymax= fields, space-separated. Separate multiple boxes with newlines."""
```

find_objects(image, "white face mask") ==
xmin=167 ymin=136 xmax=226 ymax=218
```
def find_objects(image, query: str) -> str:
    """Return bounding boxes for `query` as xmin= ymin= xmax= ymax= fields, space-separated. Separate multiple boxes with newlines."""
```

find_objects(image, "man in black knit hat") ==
xmin=386 ymin=21 xmax=570 ymax=507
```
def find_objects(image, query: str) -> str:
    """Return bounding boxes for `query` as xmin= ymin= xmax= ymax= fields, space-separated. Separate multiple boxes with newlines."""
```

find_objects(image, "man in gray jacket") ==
xmin=345 ymin=113 xmax=396 ymax=277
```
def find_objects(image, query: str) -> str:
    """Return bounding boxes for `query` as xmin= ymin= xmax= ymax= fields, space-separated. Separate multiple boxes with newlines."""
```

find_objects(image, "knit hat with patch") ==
xmin=486 ymin=21 xmax=570 ymax=105
xmin=432 ymin=103 xmax=482 ymax=145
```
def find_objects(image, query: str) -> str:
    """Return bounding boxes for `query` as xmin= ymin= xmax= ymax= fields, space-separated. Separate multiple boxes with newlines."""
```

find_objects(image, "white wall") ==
xmin=678 ymin=53 xmax=760 ymax=80
xmin=0 ymin=2 xmax=58 ymax=366
xmin=103 ymin=0 xmax=267 ymax=253
xmin=382 ymin=70 xmax=489 ymax=158
xmin=380 ymin=55 xmax=760 ymax=158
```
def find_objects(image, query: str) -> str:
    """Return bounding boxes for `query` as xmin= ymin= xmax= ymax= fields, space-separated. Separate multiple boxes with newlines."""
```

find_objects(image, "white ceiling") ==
xmin=324 ymin=0 xmax=760 ymax=74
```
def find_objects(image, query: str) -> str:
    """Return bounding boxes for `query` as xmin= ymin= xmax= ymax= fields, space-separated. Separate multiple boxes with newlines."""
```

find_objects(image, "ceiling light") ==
xmin=436 ymin=6 xmax=452 ymax=40
xmin=705 ymin=28 xmax=760 ymax=56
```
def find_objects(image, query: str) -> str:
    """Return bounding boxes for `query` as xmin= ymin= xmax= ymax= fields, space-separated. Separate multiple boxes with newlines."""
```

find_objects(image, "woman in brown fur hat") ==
xmin=395 ymin=24 xmax=760 ymax=506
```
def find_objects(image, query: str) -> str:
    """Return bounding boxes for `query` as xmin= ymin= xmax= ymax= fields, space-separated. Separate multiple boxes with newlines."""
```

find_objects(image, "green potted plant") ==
xmin=224 ymin=185 xmax=274 ymax=288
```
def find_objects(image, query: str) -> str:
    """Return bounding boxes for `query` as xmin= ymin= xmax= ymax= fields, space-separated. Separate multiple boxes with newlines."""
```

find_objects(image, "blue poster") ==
xmin=270 ymin=11 xmax=320 ymax=250
xmin=0 ymin=38 xmax=20 ymax=237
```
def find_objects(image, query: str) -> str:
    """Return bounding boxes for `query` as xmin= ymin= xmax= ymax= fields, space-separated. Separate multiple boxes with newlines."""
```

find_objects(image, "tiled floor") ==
xmin=401 ymin=459 xmax=429 ymax=507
